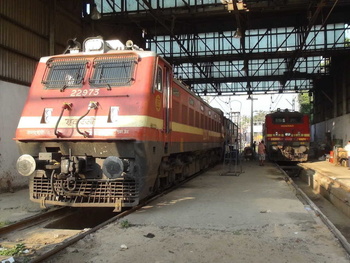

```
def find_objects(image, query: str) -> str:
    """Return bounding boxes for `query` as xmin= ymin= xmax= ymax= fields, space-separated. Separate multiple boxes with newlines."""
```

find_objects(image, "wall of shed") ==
xmin=0 ymin=0 xmax=85 ymax=85
xmin=0 ymin=0 xmax=85 ymax=191
xmin=311 ymin=54 xmax=350 ymax=151
xmin=0 ymin=81 xmax=29 ymax=192
xmin=311 ymin=114 xmax=350 ymax=149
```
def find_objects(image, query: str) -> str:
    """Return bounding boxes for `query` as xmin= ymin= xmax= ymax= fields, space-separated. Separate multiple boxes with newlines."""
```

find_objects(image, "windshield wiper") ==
xmin=60 ymin=84 xmax=68 ymax=92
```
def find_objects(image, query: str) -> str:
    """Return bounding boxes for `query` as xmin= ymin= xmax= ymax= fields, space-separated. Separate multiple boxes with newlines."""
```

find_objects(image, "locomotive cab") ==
xmin=14 ymin=37 xmax=159 ymax=210
xmin=15 ymin=36 xmax=226 ymax=211
xmin=264 ymin=109 xmax=310 ymax=162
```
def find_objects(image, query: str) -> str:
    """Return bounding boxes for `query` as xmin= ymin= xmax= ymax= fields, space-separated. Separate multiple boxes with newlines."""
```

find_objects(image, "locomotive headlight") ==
xmin=102 ymin=156 xmax=124 ymax=179
xmin=84 ymin=38 xmax=104 ymax=53
xmin=299 ymin=145 xmax=307 ymax=153
xmin=271 ymin=146 xmax=279 ymax=151
xmin=285 ymin=132 xmax=291 ymax=136
xmin=16 ymin=154 xmax=36 ymax=176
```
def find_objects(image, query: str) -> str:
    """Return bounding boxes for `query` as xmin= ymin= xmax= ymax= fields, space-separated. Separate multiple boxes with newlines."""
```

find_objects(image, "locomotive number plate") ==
xmin=70 ymin=89 xmax=100 ymax=97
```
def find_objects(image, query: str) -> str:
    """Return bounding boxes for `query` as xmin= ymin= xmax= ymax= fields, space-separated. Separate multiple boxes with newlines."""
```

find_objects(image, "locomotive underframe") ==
xmin=17 ymin=140 xmax=222 ymax=210
xmin=18 ymin=140 xmax=147 ymax=211
xmin=30 ymin=171 xmax=139 ymax=210
xmin=267 ymin=141 xmax=309 ymax=162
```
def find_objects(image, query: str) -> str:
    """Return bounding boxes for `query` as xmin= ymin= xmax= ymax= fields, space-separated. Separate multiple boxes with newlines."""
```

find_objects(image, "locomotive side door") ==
xmin=163 ymin=65 xmax=172 ymax=152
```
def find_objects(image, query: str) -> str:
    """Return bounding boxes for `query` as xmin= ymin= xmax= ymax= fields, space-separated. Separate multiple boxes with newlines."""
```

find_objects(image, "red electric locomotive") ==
xmin=263 ymin=109 xmax=310 ymax=162
xmin=15 ymin=37 xmax=228 ymax=211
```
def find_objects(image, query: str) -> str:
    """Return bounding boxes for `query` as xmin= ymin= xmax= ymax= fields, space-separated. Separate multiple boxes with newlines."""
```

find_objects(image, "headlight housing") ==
xmin=16 ymin=154 xmax=36 ymax=176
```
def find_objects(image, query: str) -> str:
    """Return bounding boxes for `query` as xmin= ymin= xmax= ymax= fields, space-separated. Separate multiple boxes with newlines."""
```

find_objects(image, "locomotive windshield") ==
xmin=41 ymin=55 xmax=138 ymax=90
xmin=274 ymin=117 xmax=286 ymax=123
xmin=42 ymin=58 xmax=88 ymax=89
xmin=89 ymin=55 xmax=138 ymax=88
xmin=289 ymin=117 xmax=302 ymax=123
xmin=272 ymin=116 xmax=302 ymax=124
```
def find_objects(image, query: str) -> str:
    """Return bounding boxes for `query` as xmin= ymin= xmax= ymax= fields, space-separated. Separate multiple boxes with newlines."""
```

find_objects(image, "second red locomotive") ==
xmin=263 ymin=109 xmax=310 ymax=162
xmin=15 ymin=37 xmax=234 ymax=211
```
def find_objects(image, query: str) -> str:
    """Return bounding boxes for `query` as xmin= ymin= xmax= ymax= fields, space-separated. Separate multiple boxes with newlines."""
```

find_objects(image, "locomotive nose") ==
xmin=16 ymin=154 xmax=36 ymax=176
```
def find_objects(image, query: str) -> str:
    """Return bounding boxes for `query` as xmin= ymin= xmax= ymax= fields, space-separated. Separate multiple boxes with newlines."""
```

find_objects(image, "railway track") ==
xmin=276 ymin=163 xmax=350 ymax=255
xmin=0 ymin=201 xmax=150 ymax=262
xmin=0 ymin=207 xmax=85 ymax=262
xmin=0 ymin=207 xmax=71 ymax=236
xmin=0 ymin=167 xmax=206 ymax=262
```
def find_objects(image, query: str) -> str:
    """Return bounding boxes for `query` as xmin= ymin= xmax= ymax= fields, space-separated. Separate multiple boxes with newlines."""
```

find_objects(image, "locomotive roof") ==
xmin=39 ymin=49 xmax=157 ymax=63
xmin=266 ymin=110 xmax=305 ymax=117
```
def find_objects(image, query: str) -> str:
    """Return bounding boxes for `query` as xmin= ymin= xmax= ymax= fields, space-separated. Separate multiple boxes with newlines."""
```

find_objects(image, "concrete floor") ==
xmin=126 ymin=161 xmax=315 ymax=231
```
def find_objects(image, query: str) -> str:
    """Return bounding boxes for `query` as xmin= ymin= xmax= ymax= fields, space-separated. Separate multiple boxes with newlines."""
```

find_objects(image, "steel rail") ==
xmin=0 ymin=207 xmax=70 ymax=236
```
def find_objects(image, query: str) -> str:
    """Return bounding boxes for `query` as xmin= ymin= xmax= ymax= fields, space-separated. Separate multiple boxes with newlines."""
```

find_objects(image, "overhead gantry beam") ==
xmin=93 ymin=0 xmax=350 ymax=96
xmin=280 ymin=0 xmax=337 ymax=91
xmin=137 ymin=0 xmax=222 ymax=93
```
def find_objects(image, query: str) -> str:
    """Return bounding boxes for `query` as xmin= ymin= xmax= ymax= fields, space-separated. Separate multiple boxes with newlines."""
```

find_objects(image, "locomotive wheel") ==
xmin=153 ymin=176 xmax=160 ymax=193
xmin=182 ymin=165 xmax=190 ymax=178
xmin=168 ymin=171 xmax=176 ymax=185
xmin=154 ymin=176 xmax=167 ymax=193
